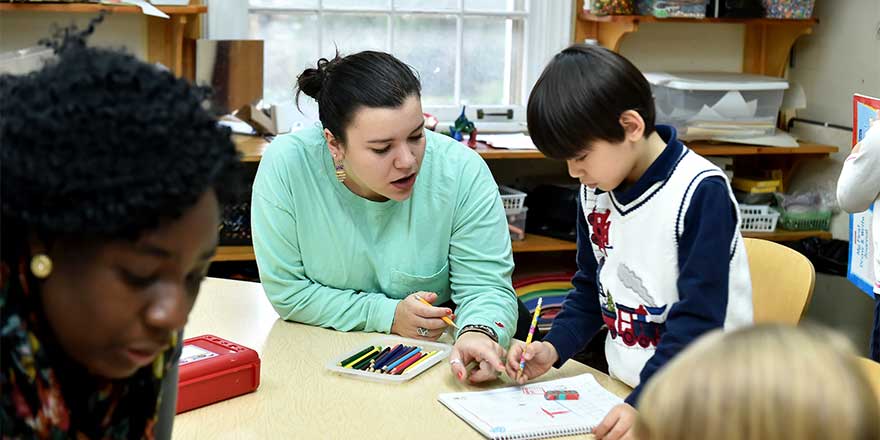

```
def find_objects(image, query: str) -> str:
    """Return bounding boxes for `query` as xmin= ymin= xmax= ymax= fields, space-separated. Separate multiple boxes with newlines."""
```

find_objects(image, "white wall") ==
xmin=0 ymin=11 xmax=147 ymax=60
xmin=788 ymin=0 xmax=880 ymax=127
xmin=786 ymin=0 xmax=880 ymax=240
xmin=620 ymin=22 xmax=744 ymax=73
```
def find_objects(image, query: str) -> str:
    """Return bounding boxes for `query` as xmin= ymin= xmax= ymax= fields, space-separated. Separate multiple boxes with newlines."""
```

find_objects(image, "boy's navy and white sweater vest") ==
xmin=581 ymin=146 xmax=753 ymax=387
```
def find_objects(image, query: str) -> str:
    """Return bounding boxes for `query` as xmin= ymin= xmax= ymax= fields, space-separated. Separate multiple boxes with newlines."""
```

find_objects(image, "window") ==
xmin=208 ymin=0 xmax=572 ymax=128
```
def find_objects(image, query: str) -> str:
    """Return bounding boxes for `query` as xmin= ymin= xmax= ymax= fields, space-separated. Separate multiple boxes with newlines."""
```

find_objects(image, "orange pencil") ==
xmin=415 ymin=295 xmax=459 ymax=329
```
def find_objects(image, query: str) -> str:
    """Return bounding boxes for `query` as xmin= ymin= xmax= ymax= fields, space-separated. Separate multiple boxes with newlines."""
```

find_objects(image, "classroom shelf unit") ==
xmin=234 ymin=135 xmax=838 ymax=162
xmin=0 ymin=2 xmax=207 ymax=79
xmin=221 ymin=134 xmax=837 ymax=262
xmin=570 ymin=1 xmax=835 ymax=247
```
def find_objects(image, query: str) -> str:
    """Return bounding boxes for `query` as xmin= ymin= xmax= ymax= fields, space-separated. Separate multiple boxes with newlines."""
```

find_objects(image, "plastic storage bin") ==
xmin=507 ymin=207 xmax=528 ymax=241
xmin=644 ymin=72 xmax=789 ymax=138
xmin=587 ymin=0 xmax=635 ymax=15
xmin=500 ymin=185 xmax=527 ymax=214
xmin=651 ymin=1 xmax=707 ymax=18
xmin=763 ymin=0 xmax=815 ymax=19
xmin=739 ymin=204 xmax=780 ymax=232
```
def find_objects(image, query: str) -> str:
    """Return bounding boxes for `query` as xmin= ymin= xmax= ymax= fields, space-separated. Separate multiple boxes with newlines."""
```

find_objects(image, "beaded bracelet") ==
xmin=458 ymin=324 xmax=498 ymax=343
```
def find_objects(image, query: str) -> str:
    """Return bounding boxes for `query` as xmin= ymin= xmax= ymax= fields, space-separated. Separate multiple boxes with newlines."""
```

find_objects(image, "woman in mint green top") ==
xmin=252 ymin=51 xmax=520 ymax=383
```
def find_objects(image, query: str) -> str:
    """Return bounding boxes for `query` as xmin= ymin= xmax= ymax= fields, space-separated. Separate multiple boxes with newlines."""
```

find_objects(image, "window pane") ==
xmin=465 ymin=0 xmax=523 ymax=11
xmin=249 ymin=0 xmax=318 ymax=8
xmin=249 ymin=13 xmax=319 ymax=105
xmin=393 ymin=15 xmax=456 ymax=106
xmin=393 ymin=0 xmax=458 ymax=11
xmin=322 ymin=14 xmax=387 ymax=55
xmin=461 ymin=17 xmax=510 ymax=105
xmin=323 ymin=0 xmax=389 ymax=10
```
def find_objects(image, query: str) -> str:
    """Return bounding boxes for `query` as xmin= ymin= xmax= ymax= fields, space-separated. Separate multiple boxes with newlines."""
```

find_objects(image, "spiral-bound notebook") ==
xmin=438 ymin=373 xmax=623 ymax=440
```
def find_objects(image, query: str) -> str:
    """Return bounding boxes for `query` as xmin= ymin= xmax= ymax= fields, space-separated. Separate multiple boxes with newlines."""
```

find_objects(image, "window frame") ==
xmin=206 ymin=0 xmax=572 ymax=131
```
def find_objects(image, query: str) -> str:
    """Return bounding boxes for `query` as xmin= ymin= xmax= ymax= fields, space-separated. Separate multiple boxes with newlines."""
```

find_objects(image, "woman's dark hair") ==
xmin=296 ymin=50 xmax=421 ymax=144
xmin=0 ymin=15 xmax=240 ymax=257
xmin=527 ymin=44 xmax=656 ymax=160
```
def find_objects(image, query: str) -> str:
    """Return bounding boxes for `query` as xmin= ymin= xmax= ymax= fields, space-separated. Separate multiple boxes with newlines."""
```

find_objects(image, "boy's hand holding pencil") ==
xmin=506 ymin=340 xmax=559 ymax=385
xmin=505 ymin=299 xmax=559 ymax=384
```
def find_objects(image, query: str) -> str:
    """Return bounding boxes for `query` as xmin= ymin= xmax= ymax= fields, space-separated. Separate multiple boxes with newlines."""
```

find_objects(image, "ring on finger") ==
xmin=449 ymin=358 xmax=463 ymax=366
xmin=417 ymin=327 xmax=430 ymax=337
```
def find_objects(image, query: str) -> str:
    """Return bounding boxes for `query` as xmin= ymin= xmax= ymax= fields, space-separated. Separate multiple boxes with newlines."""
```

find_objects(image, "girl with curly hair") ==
xmin=0 ymin=16 xmax=239 ymax=439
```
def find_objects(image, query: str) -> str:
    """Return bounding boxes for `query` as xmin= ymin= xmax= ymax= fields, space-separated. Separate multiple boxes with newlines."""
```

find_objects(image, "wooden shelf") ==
xmin=473 ymin=142 xmax=545 ymax=159
xmin=234 ymin=135 xmax=838 ymax=162
xmin=578 ymin=10 xmax=817 ymax=25
xmin=214 ymin=245 xmax=256 ymax=262
xmin=215 ymin=229 xmax=828 ymax=262
xmin=234 ymin=134 xmax=268 ymax=162
xmin=234 ymin=136 xmax=548 ymax=161
xmin=689 ymin=141 xmax=837 ymax=156
xmin=214 ymin=234 xmax=576 ymax=262
xmin=1 ymin=2 xmax=207 ymax=79
xmin=0 ymin=3 xmax=207 ymax=14
xmin=743 ymin=229 xmax=831 ymax=242
xmin=512 ymin=234 xmax=577 ymax=253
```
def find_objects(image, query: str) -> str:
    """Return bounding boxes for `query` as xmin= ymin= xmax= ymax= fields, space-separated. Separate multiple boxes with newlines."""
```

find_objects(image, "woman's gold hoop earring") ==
xmin=30 ymin=254 xmax=53 ymax=279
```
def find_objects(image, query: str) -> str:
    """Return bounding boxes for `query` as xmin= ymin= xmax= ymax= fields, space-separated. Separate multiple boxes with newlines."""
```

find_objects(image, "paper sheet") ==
xmin=479 ymin=133 xmax=538 ymax=150
xmin=104 ymin=1 xmax=170 ymax=19
xmin=438 ymin=374 xmax=623 ymax=439
xmin=708 ymin=129 xmax=799 ymax=148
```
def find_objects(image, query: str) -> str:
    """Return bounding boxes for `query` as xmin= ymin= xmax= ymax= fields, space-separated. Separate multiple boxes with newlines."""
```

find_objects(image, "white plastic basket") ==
xmin=499 ymin=185 xmax=527 ymax=213
xmin=739 ymin=204 xmax=780 ymax=232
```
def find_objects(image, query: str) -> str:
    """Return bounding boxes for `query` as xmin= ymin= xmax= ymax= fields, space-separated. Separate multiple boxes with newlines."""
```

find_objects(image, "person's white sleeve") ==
xmin=837 ymin=123 xmax=880 ymax=213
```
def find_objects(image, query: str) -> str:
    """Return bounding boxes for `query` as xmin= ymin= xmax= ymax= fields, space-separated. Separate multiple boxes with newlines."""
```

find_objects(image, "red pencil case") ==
xmin=176 ymin=335 xmax=260 ymax=413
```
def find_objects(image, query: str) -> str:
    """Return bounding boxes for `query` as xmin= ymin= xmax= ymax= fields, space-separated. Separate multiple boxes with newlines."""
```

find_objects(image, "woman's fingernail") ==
xmin=457 ymin=371 xmax=463 ymax=380
xmin=446 ymin=309 xmax=452 ymax=315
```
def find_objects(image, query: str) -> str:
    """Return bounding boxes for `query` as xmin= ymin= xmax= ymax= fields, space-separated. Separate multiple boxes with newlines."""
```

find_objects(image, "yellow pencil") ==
xmin=415 ymin=295 xmax=459 ymax=329
xmin=517 ymin=297 xmax=542 ymax=381
xmin=402 ymin=350 xmax=437 ymax=374
xmin=343 ymin=346 xmax=379 ymax=369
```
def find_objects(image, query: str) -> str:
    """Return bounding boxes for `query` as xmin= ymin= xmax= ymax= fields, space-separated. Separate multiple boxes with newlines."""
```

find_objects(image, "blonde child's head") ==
xmin=636 ymin=323 xmax=880 ymax=440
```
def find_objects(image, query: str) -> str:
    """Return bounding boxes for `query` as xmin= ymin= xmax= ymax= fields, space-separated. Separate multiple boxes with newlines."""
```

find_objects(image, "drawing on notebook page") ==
xmin=439 ymin=373 xmax=623 ymax=439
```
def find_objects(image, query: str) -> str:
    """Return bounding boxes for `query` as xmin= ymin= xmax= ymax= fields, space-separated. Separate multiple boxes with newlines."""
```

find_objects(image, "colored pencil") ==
xmin=415 ymin=295 xmax=459 ymax=329
xmin=390 ymin=352 xmax=425 ymax=375
xmin=517 ymin=297 xmax=543 ymax=381
xmin=383 ymin=347 xmax=422 ymax=372
xmin=402 ymin=350 xmax=437 ymax=374
xmin=370 ymin=344 xmax=401 ymax=370
xmin=373 ymin=344 xmax=407 ymax=371
xmin=344 ymin=346 xmax=379 ymax=369
xmin=384 ymin=345 xmax=417 ymax=367
xmin=339 ymin=346 xmax=375 ymax=366
xmin=364 ymin=346 xmax=391 ymax=371
xmin=352 ymin=348 xmax=383 ymax=370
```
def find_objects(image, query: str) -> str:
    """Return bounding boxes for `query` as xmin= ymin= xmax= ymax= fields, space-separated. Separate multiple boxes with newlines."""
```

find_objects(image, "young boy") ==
xmin=505 ymin=44 xmax=754 ymax=440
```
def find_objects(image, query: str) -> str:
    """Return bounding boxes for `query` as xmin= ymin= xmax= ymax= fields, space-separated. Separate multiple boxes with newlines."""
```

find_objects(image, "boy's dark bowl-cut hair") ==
xmin=527 ymin=44 xmax=656 ymax=160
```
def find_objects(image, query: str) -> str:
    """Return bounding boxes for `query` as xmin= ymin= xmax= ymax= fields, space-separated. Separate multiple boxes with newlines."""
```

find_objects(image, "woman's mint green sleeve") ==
xmin=448 ymin=153 xmax=518 ymax=348
xmin=251 ymin=150 xmax=399 ymax=333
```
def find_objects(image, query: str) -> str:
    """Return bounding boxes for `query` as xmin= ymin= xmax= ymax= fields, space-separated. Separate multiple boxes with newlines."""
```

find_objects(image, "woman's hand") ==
xmin=449 ymin=331 xmax=506 ymax=383
xmin=390 ymin=292 xmax=452 ymax=340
